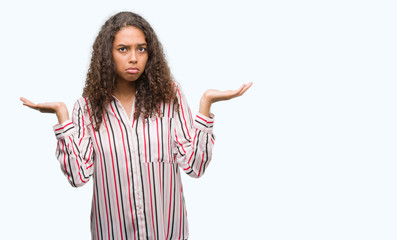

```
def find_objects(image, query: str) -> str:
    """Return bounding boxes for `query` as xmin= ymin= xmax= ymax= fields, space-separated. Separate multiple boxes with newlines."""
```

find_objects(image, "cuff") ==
xmin=194 ymin=113 xmax=215 ymax=133
xmin=53 ymin=120 xmax=75 ymax=140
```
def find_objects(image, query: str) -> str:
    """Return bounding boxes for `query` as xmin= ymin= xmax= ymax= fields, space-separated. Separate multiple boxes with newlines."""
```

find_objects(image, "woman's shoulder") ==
xmin=170 ymin=80 xmax=181 ymax=89
xmin=173 ymin=80 xmax=184 ymax=94
xmin=73 ymin=96 xmax=89 ymax=107
xmin=71 ymin=97 xmax=94 ymax=114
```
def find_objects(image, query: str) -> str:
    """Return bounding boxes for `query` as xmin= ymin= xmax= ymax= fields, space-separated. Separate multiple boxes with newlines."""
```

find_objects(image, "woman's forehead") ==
xmin=114 ymin=26 xmax=147 ymax=44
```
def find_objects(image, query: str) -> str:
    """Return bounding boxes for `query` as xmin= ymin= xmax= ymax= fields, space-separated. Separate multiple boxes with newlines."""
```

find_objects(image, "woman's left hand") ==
xmin=202 ymin=82 xmax=253 ymax=103
xmin=199 ymin=82 xmax=253 ymax=117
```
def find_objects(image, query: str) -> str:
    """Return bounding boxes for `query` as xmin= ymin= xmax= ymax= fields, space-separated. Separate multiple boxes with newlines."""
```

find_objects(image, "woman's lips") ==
xmin=126 ymin=68 xmax=139 ymax=74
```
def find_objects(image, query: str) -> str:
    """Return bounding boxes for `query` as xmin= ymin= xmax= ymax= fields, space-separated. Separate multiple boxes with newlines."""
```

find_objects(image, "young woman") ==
xmin=21 ymin=11 xmax=252 ymax=240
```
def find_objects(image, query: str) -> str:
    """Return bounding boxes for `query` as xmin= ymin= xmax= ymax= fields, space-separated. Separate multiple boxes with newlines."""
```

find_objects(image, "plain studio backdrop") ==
xmin=1 ymin=0 xmax=396 ymax=239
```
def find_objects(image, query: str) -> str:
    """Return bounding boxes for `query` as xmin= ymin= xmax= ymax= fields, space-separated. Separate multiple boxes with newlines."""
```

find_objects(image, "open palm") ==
xmin=20 ymin=97 xmax=64 ymax=113
xmin=20 ymin=97 xmax=70 ymax=123
xmin=204 ymin=82 xmax=253 ymax=103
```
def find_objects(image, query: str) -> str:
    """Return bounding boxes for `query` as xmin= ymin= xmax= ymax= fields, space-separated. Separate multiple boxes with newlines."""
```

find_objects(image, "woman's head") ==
xmin=112 ymin=25 xmax=149 ymax=83
xmin=83 ymin=11 xmax=178 ymax=130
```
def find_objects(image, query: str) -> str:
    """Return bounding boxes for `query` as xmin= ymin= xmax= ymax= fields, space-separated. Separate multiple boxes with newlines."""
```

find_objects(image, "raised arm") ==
xmin=20 ymin=97 xmax=94 ymax=187
xmin=174 ymin=82 xmax=252 ymax=178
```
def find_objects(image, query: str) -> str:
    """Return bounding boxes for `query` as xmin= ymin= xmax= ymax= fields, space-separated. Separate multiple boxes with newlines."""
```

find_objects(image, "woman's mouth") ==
xmin=126 ymin=68 xmax=139 ymax=74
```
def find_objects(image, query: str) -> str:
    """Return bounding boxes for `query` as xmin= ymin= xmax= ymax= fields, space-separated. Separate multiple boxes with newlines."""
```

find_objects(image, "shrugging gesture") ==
xmin=20 ymin=82 xmax=252 ymax=123
xmin=19 ymin=11 xmax=253 ymax=240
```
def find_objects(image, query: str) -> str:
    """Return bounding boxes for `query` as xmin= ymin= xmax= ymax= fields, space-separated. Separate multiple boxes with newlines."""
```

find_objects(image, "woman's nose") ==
xmin=129 ymin=51 xmax=137 ymax=63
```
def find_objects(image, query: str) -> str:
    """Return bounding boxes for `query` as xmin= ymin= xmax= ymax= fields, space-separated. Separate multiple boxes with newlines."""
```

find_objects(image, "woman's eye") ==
xmin=138 ymin=47 xmax=147 ymax=52
xmin=118 ymin=47 xmax=127 ymax=52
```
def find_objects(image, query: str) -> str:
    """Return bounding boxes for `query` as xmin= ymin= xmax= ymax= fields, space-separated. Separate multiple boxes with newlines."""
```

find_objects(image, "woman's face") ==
xmin=112 ymin=26 xmax=149 ymax=83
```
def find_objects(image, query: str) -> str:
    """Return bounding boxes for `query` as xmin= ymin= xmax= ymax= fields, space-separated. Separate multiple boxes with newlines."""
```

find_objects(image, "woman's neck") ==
xmin=113 ymin=80 xmax=137 ymax=101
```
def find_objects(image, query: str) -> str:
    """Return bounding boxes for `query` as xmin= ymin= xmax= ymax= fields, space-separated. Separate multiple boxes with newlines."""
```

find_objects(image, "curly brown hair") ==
xmin=83 ymin=11 xmax=178 ymax=130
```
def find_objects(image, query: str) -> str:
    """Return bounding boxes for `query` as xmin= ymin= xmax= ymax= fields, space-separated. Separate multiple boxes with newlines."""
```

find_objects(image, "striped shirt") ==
xmin=53 ymin=86 xmax=215 ymax=240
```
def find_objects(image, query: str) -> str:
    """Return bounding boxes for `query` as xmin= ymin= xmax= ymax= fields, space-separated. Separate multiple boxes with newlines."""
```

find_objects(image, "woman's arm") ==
xmin=174 ymin=83 xmax=252 ymax=178
xmin=20 ymin=97 xmax=94 ymax=187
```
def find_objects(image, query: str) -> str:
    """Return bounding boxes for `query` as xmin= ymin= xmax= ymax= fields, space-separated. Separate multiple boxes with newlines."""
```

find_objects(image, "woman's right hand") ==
xmin=20 ymin=97 xmax=70 ymax=124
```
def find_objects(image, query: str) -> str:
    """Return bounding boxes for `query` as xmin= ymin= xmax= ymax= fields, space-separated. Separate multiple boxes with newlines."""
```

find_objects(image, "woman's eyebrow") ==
xmin=115 ymin=43 xmax=147 ymax=47
xmin=115 ymin=44 xmax=128 ymax=47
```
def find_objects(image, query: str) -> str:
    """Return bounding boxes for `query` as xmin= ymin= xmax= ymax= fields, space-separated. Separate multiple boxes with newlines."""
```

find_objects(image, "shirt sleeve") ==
xmin=173 ymin=86 xmax=216 ymax=178
xmin=53 ymin=99 xmax=94 ymax=187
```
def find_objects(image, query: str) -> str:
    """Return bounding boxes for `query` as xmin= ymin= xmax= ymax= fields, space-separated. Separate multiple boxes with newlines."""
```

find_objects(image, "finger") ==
xmin=20 ymin=97 xmax=38 ymax=108
xmin=223 ymin=85 xmax=245 ymax=99
xmin=20 ymin=97 xmax=36 ymax=106
xmin=231 ymin=82 xmax=252 ymax=98
xmin=20 ymin=97 xmax=48 ymax=112
xmin=239 ymin=82 xmax=253 ymax=96
xmin=224 ymin=83 xmax=250 ymax=97
xmin=235 ymin=84 xmax=246 ymax=95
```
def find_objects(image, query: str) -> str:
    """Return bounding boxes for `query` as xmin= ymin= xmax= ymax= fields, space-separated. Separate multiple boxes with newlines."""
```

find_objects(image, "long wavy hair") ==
xmin=83 ymin=11 xmax=178 ymax=130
